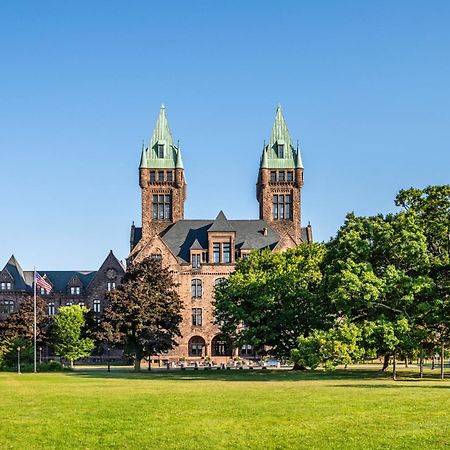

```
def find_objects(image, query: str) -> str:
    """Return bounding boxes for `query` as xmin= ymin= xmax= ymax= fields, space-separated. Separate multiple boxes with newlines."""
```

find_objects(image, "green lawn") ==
xmin=0 ymin=367 xmax=449 ymax=449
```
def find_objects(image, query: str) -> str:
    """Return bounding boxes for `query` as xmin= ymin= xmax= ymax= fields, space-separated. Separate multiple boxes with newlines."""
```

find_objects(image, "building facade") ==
xmin=129 ymin=105 xmax=312 ymax=363
xmin=0 ymin=252 xmax=125 ymax=323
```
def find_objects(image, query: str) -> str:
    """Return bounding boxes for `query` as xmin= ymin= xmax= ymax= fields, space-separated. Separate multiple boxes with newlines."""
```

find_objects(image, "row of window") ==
xmin=0 ymin=300 xmax=103 ymax=316
xmin=39 ymin=282 xmax=116 ymax=296
xmin=188 ymin=336 xmax=254 ymax=357
xmin=149 ymin=170 xmax=173 ymax=183
xmin=270 ymin=170 xmax=294 ymax=183
xmin=191 ymin=248 xmax=249 ymax=269
xmin=152 ymin=194 xmax=172 ymax=220
xmin=273 ymin=194 xmax=292 ymax=220
xmin=191 ymin=278 xmax=227 ymax=298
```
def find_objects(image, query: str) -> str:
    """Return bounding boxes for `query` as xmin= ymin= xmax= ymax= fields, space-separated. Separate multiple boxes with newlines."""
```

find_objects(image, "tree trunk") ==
xmin=419 ymin=348 xmax=424 ymax=379
xmin=432 ymin=356 xmax=435 ymax=370
xmin=292 ymin=362 xmax=307 ymax=371
xmin=70 ymin=360 xmax=74 ymax=369
xmin=381 ymin=353 xmax=390 ymax=371
xmin=405 ymin=356 xmax=408 ymax=368
xmin=441 ymin=342 xmax=445 ymax=380
xmin=148 ymin=359 xmax=152 ymax=371
xmin=392 ymin=353 xmax=397 ymax=381
xmin=134 ymin=358 xmax=141 ymax=372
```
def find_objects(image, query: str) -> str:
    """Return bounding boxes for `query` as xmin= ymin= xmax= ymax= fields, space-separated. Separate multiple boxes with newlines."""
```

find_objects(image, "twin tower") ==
xmin=138 ymin=105 xmax=309 ymax=246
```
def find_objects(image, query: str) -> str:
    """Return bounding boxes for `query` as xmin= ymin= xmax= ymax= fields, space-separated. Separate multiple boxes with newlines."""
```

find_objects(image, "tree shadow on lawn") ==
xmin=65 ymin=368 xmax=399 ymax=383
xmin=331 ymin=383 xmax=450 ymax=389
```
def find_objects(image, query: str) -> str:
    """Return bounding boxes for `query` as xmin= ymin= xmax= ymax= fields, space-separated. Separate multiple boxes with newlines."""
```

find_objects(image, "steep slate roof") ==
xmin=208 ymin=211 xmax=235 ymax=233
xmin=189 ymin=238 xmax=203 ymax=250
xmin=2 ymin=255 xmax=28 ymax=290
xmin=141 ymin=219 xmax=281 ymax=263
xmin=23 ymin=271 xmax=96 ymax=292
xmin=140 ymin=104 xmax=184 ymax=170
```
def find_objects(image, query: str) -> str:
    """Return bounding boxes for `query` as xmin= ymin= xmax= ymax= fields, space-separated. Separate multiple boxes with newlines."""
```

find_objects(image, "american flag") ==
xmin=35 ymin=272 xmax=53 ymax=294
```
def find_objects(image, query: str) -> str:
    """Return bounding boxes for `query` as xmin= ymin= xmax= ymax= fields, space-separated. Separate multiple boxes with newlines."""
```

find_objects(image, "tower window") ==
xmin=157 ymin=144 xmax=164 ymax=158
xmin=191 ymin=279 xmax=202 ymax=298
xmin=150 ymin=171 xmax=156 ymax=182
xmin=167 ymin=171 xmax=173 ymax=182
xmin=158 ymin=171 xmax=164 ymax=182
xmin=152 ymin=194 xmax=172 ymax=220
xmin=270 ymin=171 xmax=276 ymax=182
xmin=279 ymin=171 xmax=285 ymax=182
xmin=287 ymin=171 xmax=293 ymax=181
xmin=278 ymin=144 xmax=284 ymax=158
xmin=273 ymin=194 xmax=292 ymax=220
xmin=191 ymin=308 xmax=202 ymax=326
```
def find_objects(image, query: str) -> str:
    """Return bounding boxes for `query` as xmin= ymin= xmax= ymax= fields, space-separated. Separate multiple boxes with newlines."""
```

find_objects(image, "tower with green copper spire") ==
xmin=256 ymin=105 xmax=305 ymax=244
xmin=139 ymin=105 xmax=187 ymax=240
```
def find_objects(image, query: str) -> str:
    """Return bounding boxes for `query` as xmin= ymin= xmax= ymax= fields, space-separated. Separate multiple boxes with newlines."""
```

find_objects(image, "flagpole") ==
xmin=33 ymin=267 xmax=37 ymax=373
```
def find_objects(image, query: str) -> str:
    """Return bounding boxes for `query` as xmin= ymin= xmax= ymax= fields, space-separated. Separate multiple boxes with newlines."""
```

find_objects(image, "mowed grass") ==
xmin=0 ymin=367 xmax=449 ymax=449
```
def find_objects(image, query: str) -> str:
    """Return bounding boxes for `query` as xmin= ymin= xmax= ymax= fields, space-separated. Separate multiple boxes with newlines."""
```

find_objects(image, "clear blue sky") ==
xmin=1 ymin=1 xmax=449 ymax=270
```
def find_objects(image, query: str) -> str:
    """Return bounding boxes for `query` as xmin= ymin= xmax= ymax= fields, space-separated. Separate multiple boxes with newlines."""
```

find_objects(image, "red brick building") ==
xmin=129 ymin=105 xmax=312 ymax=363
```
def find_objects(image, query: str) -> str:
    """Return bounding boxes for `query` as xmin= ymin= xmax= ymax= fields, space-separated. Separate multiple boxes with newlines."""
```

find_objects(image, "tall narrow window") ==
xmin=150 ymin=171 xmax=156 ymax=182
xmin=153 ymin=194 xmax=172 ymax=220
xmin=273 ymin=195 xmax=278 ymax=220
xmin=223 ymin=243 xmax=231 ymax=263
xmin=167 ymin=171 xmax=173 ymax=182
xmin=48 ymin=302 xmax=55 ymax=316
xmin=287 ymin=171 xmax=293 ymax=182
xmin=158 ymin=171 xmax=164 ymax=182
xmin=191 ymin=308 xmax=202 ymax=326
xmin=93 ymin=300 xmax=101 ymax=313
xmin=70 ymin=287 xmax=80 ymax=295
xmin=157 ymin=144 xmax=164 ymax=158
xmin=278 ymin=144 xmax=284 ymax=158
xmin=191 ymin=254 xmax=201 ymax=269
xmin=213 ymin=243 xmax=220 ymax=263
xmin=191 ymin=279 xmax=202 ymax=298
xmin=279 ymin=171 xmax=285 ymax=182
xmin=107 ymin=282 xmax=116 ymax=291
xmin=270 ymin=171 xmax=276 ymax=182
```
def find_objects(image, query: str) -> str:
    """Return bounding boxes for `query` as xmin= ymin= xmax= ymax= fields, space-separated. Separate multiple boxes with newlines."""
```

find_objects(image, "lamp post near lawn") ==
xmin=17 ymin=346 xmax=21 ymax=374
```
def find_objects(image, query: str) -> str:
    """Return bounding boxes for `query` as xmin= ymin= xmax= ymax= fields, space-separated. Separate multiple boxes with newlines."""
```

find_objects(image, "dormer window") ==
xmin=0 ymin=282 xmax=12 ymax=290
xmin=70 ymin=287 xmax=81 ymax=295
xmin=40 ymin=287 xmax=47 ymax=295
xmin=157 ymin=144 xmax=164 ymax=158
xmin=278 ymin=144 xmax=284 ymax=158
xmin=191 ymin=253 xmax=201 ymax=269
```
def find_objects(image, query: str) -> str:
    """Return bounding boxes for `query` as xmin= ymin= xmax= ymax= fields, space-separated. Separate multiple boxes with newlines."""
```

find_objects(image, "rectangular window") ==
xmin=270 ymin=171 xmax=276 ymax=182
xmin=107 ymin=282 xmax=116 ymax=291
xmin=213 ymin=243 xmax=220 ymax=263
xmin=66 ymin=301 xmax=73 ymax=306
xmin=40 ymin=287 xmax=47 ymax=295
xmin=285 ymin=195 xmax=291 ymax=219
xmin=153 ymin=193 xmax=172 ymax=220
xmin=167 ymin=171 xmax=173 ymax=182
xmin=158 ymin=171 xmax=164 ymax=182
xmin=191 ymin=308 xmax=202 ymax=326
xmin=150 ymin=171 xmax=156 ymax=182
xmin=157 ymin=144 xmax=164 ymax=158
xmin=93 ymin=300 xmax=101 ymax=313
xmin=287 ymin=171 xmax=293 ymax=182
xmin=1 ymin=282 xmax=11 ymax=290
xmin=273 ymin=193 xmax=292 ymax=220
xmin=278 ymin=144 xmax=284 ymax=158
xmin=70 ymin=287 xmax=80 ymax=295
xmin=279 ymin=171 xmax=285 ymax=182
xmin=223 ymin=243 xmax=231 ymax=263
xmin=191 ymin=279 xmax=202 ymax=298
xmin=273 ymin=195 xmax=278 ymax=220
xmin=191 ymin=254 xmax=201 ymax=269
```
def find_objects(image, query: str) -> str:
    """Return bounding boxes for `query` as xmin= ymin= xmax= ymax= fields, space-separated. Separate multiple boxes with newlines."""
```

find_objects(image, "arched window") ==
xmin=93 ymin=300 xmax=101 ymax=313
xmin=48 ymin=302 xmax=55 ymax=316
xmin=211 ymin=335 xmax=232 ymax=357
xmin=191 ymin=279 xmax=202 ymax=298
xmin=188 ymin=336 xmax=205 ymax=357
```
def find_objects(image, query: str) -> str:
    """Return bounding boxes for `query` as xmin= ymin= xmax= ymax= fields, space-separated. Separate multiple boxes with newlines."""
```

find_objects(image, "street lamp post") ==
xmin=17 ymin=346 xmax=21 ymax=374
xmin=39 ymin=347 xmax=42 ymax=365
xmin=107 ymin=347 xmax=111 ymax=373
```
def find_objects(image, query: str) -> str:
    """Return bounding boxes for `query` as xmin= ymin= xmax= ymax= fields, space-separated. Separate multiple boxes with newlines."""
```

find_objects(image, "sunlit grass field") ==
xmin=0 ymin=367 xmax=449 ymax=449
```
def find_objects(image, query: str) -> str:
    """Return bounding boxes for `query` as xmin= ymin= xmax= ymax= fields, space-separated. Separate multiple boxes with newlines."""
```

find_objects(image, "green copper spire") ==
xmin=139 ymin=142 xmax=148 ymax=168
xmin=260 ymin=104 xmax=302 ymax=169
xmin=175 ymin=146 xmax=184 ymax=169
xmin=140 ymin=104 xmax=182 ymax=169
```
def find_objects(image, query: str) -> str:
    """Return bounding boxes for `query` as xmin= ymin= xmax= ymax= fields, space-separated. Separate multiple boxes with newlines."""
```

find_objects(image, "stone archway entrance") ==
xmin=188 ymin=336 xmax=206 ymax=357
xmin=211 ymin=335 xmax=232 ymax=357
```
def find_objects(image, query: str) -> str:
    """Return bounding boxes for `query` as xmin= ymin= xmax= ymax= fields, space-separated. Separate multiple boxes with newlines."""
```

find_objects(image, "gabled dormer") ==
xmin=207 ymin=211 xmax=236 ymax=264
xmin=1 ymin=255 xmax=28 ymax=291
xmin=87 ymin=250 xmax=126 ymax=293
xmin=0 ymin=267 xmax=14 ymax=291
xmin=239 ymin=239 xmax=252 ymax=259
xmin=190 ymin=239 xmax=205 ymax=270
xmin=67 ymin=274 xmax=83 ymax=295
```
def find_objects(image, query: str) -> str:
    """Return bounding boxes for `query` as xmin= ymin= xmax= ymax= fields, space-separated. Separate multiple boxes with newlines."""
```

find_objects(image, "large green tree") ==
xmin=214 ymin=243 xmax=331 ymax=360
xmin=51 ymin=305 xmax=95 ymax=368
xmin=99 ymin=257 xmax=183 ymax=372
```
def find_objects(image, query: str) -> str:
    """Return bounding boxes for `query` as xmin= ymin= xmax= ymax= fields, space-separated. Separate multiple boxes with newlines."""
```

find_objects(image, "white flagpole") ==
xmin=33 ymin=268 xmax=37 ymax=373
